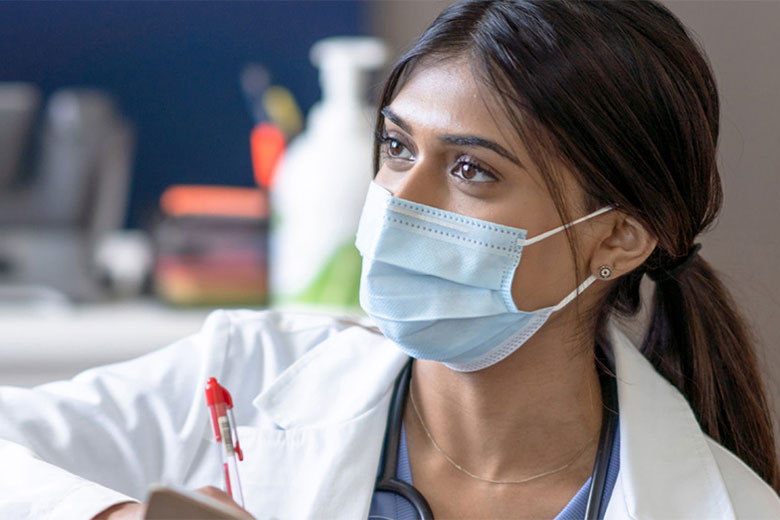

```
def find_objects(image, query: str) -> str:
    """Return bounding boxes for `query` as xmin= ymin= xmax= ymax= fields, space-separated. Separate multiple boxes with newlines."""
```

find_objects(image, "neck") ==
xmin=407 ymin=309 xmax=603 ymax=483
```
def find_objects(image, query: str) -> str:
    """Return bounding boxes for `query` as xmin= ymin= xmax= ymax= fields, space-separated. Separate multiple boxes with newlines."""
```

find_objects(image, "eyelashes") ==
xmin=376 ymin=131 xmax=415 ymax=162
xmin=450 ymin=157 xmax=498 ymax=183
xmin=376 ymin=131 xmax=498 ymax=184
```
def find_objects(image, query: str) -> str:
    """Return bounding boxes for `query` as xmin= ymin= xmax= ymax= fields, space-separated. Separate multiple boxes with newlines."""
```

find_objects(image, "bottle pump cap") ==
xmin=310 ymin=37 xmax=387 ymax=108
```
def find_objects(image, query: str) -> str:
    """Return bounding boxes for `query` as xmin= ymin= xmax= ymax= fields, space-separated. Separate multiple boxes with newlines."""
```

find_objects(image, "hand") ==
xmin=92 ymin=501 xmax=144 ymax=520
xmin=92 ymin=487 xmax=253 ymax=520
xmin=194 ymin=486 xmax=254 ymax=519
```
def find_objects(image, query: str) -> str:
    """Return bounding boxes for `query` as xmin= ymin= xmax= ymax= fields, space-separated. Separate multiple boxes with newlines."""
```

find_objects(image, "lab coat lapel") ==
xmin=243 ymin=320 xmax=739 ymax=519
xmin=604 ymin=325 xmax=736 ymax=519
xmin=248 ymin=326 xmax=408 ymax=519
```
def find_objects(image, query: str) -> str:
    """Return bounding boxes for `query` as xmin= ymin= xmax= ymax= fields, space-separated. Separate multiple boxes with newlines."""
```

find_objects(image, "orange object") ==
xmin=160 ymin=185 xmax=268 ymax=219
xmin=250 ymin=123 xmax=285 ymax=189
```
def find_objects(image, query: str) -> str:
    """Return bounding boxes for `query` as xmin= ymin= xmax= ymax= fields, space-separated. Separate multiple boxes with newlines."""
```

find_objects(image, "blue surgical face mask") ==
xmin=355 ymin=181 xmax=612 ymax=372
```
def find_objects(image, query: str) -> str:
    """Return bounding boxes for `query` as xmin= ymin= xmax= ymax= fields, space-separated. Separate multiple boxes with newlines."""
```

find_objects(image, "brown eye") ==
xmin=459 ymin=162 xmax=477 ymax=179
xmin=450 ymin=159 xmax=497 ymax=183
xmin=388 ymin=139 xmax=404 ymax=157
xmin=380 ymin=135 xmax=414 ymax=161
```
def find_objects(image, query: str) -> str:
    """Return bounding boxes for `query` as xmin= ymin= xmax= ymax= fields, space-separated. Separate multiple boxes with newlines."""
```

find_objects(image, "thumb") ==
xmin=195 ymin=486 xmax=253 ymax=519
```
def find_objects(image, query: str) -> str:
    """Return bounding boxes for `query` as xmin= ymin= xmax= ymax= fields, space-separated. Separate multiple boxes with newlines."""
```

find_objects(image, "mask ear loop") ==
xmin=518 ymin=206 xmax=613 ymax=246
xmin=516 ymin=206 xmax=612 ymax=313
xmin=551 ymin=275 xmax=597 ymax=312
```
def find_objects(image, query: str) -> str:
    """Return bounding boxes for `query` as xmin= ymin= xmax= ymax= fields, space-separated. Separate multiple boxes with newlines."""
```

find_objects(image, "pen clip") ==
xmin=228 ymin=408 xmax=244 ymax=461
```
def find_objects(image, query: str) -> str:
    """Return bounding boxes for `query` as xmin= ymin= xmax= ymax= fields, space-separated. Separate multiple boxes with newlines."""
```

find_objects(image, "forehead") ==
xmin=388 ymin=57 xmax=517 ymax=145
xmin=387 ymin=56 xmax=588 ymax=210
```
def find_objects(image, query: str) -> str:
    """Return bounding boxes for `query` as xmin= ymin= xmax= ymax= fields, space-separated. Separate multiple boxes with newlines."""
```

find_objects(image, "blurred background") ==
xmin=0 ymin=1 xmax=379 ymax=385
xmin=1 ymin=0 xmax=778 ymax=457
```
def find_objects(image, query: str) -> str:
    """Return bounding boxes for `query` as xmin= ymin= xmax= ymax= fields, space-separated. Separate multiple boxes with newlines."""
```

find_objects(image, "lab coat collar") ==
xmin=607 ymin=324 xmax=736 ymax=519
xmin=253 ymin=325 xmax=407 ymax=428
xmin=252 ymin=322 xmax=738 ymax=519
xmin=249 ymin=325 xmax=407 ymax=519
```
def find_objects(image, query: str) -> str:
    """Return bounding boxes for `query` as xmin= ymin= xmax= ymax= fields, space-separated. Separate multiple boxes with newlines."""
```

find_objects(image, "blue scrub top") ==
xmin=369 ymin=421 xmax=620 ymax=520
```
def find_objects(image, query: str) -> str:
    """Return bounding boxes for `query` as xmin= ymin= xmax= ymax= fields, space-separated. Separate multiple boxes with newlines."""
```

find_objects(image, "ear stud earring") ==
xmin=598 ymin=266 xmax=613 ymax=280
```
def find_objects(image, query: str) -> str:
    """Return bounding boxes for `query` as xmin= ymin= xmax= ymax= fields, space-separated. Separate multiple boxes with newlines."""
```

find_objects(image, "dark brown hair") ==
xmin=374 ymin=0 xmax=779 ymax=491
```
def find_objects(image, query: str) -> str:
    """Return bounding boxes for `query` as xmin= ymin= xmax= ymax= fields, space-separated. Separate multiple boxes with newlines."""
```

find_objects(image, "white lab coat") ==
xmin=0 ymin=309 xmax=778 ymax=519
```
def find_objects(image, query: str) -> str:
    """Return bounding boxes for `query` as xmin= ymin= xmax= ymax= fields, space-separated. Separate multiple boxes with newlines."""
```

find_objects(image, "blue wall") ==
xmin=0 ymin=1 xmax=369 ymax=227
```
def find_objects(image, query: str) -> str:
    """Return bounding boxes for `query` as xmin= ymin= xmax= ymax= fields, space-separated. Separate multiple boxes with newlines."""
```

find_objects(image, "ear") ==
xmin=590 ymin=213 xmax=657 ymax=279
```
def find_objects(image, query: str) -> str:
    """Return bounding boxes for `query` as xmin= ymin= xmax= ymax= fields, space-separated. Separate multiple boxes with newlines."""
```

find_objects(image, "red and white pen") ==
xmin=205 ymin=377 xmax=244 ymax=507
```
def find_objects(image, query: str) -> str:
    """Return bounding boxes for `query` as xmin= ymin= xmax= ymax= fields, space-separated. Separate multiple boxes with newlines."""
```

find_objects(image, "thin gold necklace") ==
xmin=408 ymin=383 xmax=597 ymax=485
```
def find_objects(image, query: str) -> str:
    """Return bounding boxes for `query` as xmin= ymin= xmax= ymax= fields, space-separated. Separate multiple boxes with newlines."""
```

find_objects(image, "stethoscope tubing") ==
xmin=375 ymin=359 xmax=617 ymax=520
xmin=375 ymin=360 xmax=434 ymax=519
xmin=584 ymin=371 xmax=619 ymax=520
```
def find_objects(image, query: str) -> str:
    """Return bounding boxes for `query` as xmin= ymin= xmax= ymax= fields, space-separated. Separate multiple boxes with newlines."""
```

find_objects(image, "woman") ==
xmin=1 ymin=1 xmax=778 ymax=519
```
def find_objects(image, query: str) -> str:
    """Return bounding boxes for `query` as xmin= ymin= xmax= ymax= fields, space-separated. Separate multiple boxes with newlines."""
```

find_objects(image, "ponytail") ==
xmin=637 ymin=255 xmax=779 ymax=491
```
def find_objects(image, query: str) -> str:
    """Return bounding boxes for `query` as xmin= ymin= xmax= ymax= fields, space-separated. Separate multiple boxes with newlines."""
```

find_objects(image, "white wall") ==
xmin=662 ymin=0 xmax=780 ymax=438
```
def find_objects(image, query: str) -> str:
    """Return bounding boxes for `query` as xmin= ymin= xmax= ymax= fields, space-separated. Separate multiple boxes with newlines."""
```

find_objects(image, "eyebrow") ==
xmin=381 ymin=106 xmax=412 ymax=134
xmin=380 ymin=106 xmax=525 ymax=169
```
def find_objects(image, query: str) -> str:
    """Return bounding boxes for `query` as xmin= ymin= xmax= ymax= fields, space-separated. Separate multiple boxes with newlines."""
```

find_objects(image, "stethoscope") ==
xmin=375 ymin=359 xmax=619 ymax=520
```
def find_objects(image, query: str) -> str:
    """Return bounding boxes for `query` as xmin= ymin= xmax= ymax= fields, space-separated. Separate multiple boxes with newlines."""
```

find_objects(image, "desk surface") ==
xmin=0 ymin=300 xmax=215 ymax=387
xmin=0 ymin=300 xmax=364 ymax=387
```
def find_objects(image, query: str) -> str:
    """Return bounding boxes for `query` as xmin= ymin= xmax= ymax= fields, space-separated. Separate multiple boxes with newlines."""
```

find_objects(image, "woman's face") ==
xmin=375 ymin=57 xmax=604 ymax=312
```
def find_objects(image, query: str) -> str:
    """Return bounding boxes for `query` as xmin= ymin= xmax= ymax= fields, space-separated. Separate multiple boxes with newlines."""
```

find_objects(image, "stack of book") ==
xmin=154 ymin=185 xmax=268 ymax=307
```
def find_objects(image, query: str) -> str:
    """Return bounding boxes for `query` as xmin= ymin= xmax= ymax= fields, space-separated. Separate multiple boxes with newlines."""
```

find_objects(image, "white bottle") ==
xmin=270 ymin=36 xmax=387 ymax=311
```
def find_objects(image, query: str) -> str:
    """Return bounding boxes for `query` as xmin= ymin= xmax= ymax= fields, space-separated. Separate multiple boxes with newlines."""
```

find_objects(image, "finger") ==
xmin=194 ymin=487 xmax=253 ymax=519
